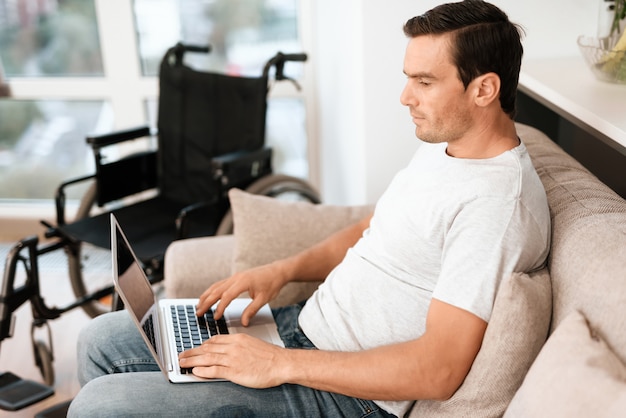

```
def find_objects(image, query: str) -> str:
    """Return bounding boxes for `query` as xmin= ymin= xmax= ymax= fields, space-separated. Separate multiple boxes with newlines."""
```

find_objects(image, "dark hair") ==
xmin=403 ymin=0 xmax=524 ymax=119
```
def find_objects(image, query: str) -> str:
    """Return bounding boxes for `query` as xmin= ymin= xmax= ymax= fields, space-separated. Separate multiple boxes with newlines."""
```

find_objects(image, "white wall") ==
xmin=313 ymin=0 xmax=598 ymax=205
xmin=313 ymin=0 xmax=419 ymax=205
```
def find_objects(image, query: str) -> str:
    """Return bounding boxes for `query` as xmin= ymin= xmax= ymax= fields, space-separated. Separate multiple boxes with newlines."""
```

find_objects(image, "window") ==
xmin=133 ymin=0 xmax=301 ymax=77
xmin=0 ymin=0 xmax=106 ymax=202
xmin=0 ymin=100 xmax=108 ymax=201
xmin=0 ymin=0 xmax=311 ymax=206
xmin=0 ymin=1 xmax=103 ymax=77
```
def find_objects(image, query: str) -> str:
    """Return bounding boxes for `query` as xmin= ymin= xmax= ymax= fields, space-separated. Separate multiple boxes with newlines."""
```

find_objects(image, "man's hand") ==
xmin=196 ymin=262 xmax=289 ymax=326
xmin=178 ymin=334 xmax=287 ymax=388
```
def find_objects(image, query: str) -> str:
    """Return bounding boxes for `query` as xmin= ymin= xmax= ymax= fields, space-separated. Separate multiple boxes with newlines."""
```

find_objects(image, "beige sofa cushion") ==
xmin=164 ymin=235 xmax=235 ymax=298
xmin=519 ymin=123 xmax=626 ymax=367
xmin=504 ymin=310 xmax=626 ymax=417
xmin=229 ymin=188 xmax=374 ymax=307
xmin=409 ymin=268 xmax=551 ymax=418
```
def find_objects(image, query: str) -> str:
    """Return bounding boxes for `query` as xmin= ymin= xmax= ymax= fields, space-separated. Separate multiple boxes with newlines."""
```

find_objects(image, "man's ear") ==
xmin=472 ymin=72 xmax=500 ymax=108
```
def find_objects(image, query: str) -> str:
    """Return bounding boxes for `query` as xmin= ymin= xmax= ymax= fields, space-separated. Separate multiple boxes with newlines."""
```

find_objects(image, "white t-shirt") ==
xmin=298 ymin=140 xmax=551 ymax=417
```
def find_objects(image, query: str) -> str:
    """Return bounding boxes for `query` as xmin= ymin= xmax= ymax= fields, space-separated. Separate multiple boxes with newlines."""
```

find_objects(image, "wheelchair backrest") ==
xmin=86 ymin=44 xmax=306 ymax=209
xmin=156 ymin=46 xmax=269 ymax=205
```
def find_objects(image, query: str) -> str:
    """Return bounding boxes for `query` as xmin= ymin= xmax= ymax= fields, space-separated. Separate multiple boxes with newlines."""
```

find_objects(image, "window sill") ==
xmin=0 ymin=201 xmax=77 ymax=242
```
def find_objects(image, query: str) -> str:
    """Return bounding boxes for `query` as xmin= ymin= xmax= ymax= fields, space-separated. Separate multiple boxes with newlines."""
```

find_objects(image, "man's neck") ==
xmin=446 ymin=118 xmax=518 ymax=159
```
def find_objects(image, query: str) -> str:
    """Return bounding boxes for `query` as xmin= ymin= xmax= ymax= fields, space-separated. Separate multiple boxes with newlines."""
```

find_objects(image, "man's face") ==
xmin=400 ymin=34 xmax=475 ymax=146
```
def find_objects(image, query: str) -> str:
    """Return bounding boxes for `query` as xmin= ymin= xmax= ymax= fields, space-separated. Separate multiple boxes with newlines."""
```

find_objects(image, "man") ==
xmin=69 ymin=1 xmax=550 ymax=417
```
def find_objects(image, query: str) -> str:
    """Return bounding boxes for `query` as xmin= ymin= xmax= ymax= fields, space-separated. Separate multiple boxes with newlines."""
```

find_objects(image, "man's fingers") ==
xmin=241 ymin=298 xmax=265 ymax=326
xmin=192 ymin=365 xmax=228 ymax=379
xmin=179 ymin=336 xmax=228 ymax=361
xmin=196 ymin=282 xmax=227 ymax=315
xmin=197 ymin=281 xmax=238 ymax=318
xmin=213 ymin=293 xmax=238 ymax=319
xmin=195 ymin=297 xmax=213 ymax=316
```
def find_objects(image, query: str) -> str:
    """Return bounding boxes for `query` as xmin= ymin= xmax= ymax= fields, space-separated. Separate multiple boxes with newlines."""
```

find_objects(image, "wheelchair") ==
xmin=0 ymin=43 xmax=319 ymax=405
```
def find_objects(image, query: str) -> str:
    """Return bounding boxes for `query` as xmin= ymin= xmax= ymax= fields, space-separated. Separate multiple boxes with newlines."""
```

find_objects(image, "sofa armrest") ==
xmin=163 ymin=235 xmax=235 ymax=298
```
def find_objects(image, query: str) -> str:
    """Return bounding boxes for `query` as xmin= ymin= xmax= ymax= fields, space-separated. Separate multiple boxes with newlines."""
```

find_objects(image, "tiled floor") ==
xmin=0 ymin=241 xmax=98 ymax=417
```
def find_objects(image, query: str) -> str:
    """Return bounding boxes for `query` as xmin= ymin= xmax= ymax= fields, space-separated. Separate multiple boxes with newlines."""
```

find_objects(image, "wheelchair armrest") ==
xmin=86 ymin=125 xmax=152 ymax=149
xmin=54 ymin=174 xmax=95 ymax=226
xmin=211 ymin=147 xmax=271 ymax=166
xmin=211 ymin=147 xmax=273 ymax=189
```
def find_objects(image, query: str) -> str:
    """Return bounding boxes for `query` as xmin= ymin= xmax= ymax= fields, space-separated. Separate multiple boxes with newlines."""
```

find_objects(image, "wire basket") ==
xmin=577 ymin=35 xmax=626 ymax=84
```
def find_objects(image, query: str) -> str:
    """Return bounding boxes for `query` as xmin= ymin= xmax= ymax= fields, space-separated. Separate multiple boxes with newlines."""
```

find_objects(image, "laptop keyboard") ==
xmin=142 ymin=314 xmax=158 ymax=353
xmin=170 ymin=304 xmax=229 ymax=374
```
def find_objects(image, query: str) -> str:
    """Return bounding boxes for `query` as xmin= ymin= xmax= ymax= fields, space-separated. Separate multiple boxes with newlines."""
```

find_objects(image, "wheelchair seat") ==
xmin=60 ymin=196 xmax=189 ymax=262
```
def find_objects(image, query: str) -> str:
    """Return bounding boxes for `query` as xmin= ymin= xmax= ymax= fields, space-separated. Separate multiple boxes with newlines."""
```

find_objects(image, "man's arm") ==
xmin=282 ymin=299 xmax=486 ymax=400
xmin=180 ymin=298 xmax=487 ymax=401
xmin=196 ymin=214 xmax=373 ymax=324
xmin=279 ymin=213 xmax=373 ymax=283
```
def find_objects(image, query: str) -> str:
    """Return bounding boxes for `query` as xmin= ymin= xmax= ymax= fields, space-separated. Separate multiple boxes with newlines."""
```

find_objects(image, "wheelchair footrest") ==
xmin=0 ymin=372 xmax=54 ymax=411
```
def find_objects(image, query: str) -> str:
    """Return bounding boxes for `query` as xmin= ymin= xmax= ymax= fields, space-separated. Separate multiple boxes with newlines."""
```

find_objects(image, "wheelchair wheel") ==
xmin=66 ymin=181 xmax=114 ymax=318
xmin=33 ymin=340 xmax=54 ymax=387
xmin=215 ymin=174 xmax=321 ymax=235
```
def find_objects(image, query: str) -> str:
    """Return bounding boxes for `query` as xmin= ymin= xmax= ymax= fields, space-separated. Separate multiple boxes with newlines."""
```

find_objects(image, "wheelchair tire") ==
xmin=74 ymin=179 xmax=98 ymax=220
xmin=34 ymin=340 xmax=54 ymax=387
xmin=66 ymin=181 xmax=113 ymax=318
xmin=215 ymin=174 xmax=321 ymax=235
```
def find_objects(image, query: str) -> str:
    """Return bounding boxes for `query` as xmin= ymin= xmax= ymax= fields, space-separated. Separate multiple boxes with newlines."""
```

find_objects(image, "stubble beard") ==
xmin=414 ymin=108 xmax=473 ymax=145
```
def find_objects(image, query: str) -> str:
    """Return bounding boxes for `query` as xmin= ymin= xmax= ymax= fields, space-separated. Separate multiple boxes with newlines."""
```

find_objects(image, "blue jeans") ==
xmin=68 ymin=303 xmax=396 ymax=417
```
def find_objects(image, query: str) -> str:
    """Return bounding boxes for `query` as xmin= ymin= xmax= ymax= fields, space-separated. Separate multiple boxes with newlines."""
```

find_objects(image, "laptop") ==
xmin=110 ymin=214 xmax=284 ymax=383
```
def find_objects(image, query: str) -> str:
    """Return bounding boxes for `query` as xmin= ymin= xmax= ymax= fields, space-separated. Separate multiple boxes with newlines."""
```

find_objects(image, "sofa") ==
xmin=163 ymin=123 xmax=626 ymax=417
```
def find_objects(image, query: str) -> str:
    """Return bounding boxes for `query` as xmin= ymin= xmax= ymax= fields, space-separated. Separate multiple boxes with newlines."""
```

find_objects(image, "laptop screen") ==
xmin=113 ymin=219 xmax=159 ymax=352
